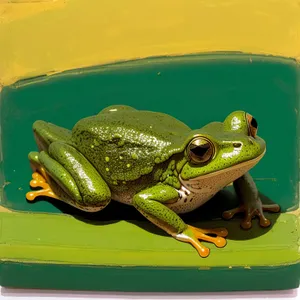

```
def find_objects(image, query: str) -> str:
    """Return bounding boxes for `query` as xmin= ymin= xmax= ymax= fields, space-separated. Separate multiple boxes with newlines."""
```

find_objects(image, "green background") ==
xmin=0 ymin=53 xmax=299 ymax=213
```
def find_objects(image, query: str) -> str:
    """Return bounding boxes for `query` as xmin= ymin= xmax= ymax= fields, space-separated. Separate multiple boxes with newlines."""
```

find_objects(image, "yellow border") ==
xmin=1 ymin=0 xmax=300 ymax=86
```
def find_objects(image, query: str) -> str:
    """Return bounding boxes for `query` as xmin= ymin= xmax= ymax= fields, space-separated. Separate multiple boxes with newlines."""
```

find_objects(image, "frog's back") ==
xmin=71 ymin=106 xmax=191 ymax=184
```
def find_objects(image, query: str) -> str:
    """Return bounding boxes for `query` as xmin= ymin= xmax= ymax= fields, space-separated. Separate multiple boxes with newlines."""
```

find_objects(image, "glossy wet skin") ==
xmin=26 ymin=106 xmax=280 ymax=258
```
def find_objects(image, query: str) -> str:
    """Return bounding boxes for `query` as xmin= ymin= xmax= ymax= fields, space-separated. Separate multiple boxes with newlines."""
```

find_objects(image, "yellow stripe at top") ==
xmin=0 ymin=0 xmax=300 ymax=86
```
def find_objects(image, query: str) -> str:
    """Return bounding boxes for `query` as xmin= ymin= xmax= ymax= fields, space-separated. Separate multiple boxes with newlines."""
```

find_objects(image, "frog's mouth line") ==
xmin=180 ymin=148 xmax=266 ymax=183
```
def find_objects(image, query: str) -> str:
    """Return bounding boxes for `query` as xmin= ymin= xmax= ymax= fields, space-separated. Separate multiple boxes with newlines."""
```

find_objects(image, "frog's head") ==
xmin=180 ymin=111 xmax=266 ymax=188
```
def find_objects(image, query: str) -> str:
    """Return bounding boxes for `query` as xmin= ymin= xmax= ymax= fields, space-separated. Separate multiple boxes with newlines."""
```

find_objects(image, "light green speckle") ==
xmin=122 ymin=181 xmax=127 ymax=185
xmin=131 ymin=153 xmax=138 ymax=160
xmin=127 ymin=163 xmax=131 ymax=168
xmin=113 ymin=180 xmax=118 ymax=185
xmin=105 ymin=157 xmax=110 ymax=162
xmin=90 ymin=145 xmax=94 ymax=149
xmin=94 ymin=139 xmax=100 ymax=146
xmin=119 ymin=156 xmax=123 ymax=160
xmin=113 ymin=133 xmax=122 ymax=139
xmin=118 ymin=140 xmax=125 ymax=147
xmin=105 ymin=167 xmax=110 ymax=172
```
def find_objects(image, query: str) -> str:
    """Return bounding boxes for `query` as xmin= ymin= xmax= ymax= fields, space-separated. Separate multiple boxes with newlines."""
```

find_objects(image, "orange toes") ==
xmin=26 ymin=172 xmax=59 ymax=202
xmin=175 ymin=225 xmax=228 ymax=258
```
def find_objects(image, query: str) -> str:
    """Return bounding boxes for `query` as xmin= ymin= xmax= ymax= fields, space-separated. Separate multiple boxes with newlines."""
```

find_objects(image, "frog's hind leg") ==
xmin=26 ymin=142 xmax=111 ymax=213
xmin=27 ymin=151 xmax=74 ymax=204
xmin=32 ymin=120 xmax=72 ymax=151
xmin=28 ymin=120 xmax=73 ymax=200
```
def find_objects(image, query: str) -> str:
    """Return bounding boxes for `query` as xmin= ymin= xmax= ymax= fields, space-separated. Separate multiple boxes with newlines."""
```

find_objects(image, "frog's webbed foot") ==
xmin=175 ymin=225 xmax=228 ymax=258
xmin=223 ymin=173 xmax=281 ymax=230
xmin=26 ymin=172 xmax=59 ymax=201
xmin=222 ymin=203 xmax=280 ymax=230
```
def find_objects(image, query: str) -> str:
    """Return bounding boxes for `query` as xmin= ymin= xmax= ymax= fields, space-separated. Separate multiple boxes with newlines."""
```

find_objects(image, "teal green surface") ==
xmin=0 ymin=54 xmax=299 ymax=213
xmin=1 ymin=262 xmax=299 ymax=292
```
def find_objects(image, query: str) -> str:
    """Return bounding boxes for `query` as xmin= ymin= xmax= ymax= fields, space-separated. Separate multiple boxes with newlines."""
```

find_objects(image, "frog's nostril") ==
xmin=233 ymin=142 xmax=242 ymax=148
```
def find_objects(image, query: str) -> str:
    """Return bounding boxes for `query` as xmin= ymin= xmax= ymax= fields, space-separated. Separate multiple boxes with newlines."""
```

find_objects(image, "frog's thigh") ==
xmin=27 ymin=151 xmax=83 ymax=205
xmin=33 ymin=120 xmax=72 ymax=151
xmin=47 ymin=142 xmax=111 ymax=206
xmin=27 ymin=142 xmax=111 ymax=211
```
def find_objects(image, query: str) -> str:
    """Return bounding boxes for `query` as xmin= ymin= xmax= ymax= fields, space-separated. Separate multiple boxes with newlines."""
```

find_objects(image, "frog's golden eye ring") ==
xmin=187 ymin=137 xmax=215 ymax=164
xmin=246 ymin=113 xmax=258 ymax=138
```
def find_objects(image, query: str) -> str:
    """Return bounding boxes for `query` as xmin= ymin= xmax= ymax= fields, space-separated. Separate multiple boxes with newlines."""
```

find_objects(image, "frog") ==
xmin=26 ymin=105 xmax=280 ymax=257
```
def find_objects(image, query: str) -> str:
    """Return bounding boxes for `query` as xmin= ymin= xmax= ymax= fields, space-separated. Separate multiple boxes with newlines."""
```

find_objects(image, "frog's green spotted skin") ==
xmin=26 ymin=105 xmax=280 ymax=258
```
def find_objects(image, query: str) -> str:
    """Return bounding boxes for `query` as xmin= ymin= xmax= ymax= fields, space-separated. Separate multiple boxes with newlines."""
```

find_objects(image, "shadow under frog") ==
xmin=25 ymin=105 xmax=281 ymax=257
xmin=42 ymin=187 xmax=280 ymax=242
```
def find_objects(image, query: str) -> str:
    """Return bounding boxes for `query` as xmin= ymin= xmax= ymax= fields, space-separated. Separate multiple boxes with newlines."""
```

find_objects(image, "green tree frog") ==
xmin=26 ymin=105 xmax=280 ymax=257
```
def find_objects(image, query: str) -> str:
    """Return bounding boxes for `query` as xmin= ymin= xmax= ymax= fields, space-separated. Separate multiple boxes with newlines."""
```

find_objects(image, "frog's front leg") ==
xmin=132 ymin=184 xmax=228 ymax=258
xmin=26 ymin=142 xmax=111 ymax=212
xmin=222 ymin=172 xmax=280 ymax=229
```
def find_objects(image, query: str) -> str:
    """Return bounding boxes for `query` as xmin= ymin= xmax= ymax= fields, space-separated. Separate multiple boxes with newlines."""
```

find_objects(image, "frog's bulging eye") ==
xmin=246 ymin=113 xmax=258 ymax=138
xmin=187 ymin=137 xmax=215 ymax=164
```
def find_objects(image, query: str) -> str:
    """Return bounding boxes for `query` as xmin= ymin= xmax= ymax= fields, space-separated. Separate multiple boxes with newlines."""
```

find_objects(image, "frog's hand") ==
xmin=26 ymin=142 xmax=111 ymax=212
xmin=222 ymin=172 xmax=280 ymax=229
xmin=33 ymin=120 xmax=72 ymax=151
xmin=132 ymin=184 xmax=228 ymax=258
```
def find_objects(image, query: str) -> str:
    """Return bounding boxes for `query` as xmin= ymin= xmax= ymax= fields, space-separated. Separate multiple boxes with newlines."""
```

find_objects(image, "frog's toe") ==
xmin=175 ymin=225 xmax=228 ymax=258
xmin=26 ymin=172 xmax=59 ymax=202
xmin=175 ymin=230 xmax=210 ymax=258
xmin=261 ymin=203 xmax=281 ymax=213
xmin=222 ymin=206 xmax=245 ymax=220
xmin=191 ymin=226 xmax=227 ymax=248
xmin=252 ymin=204 xmax=280 ymax=228
xmin=200 ymin=227 xmax=229 ymax=239
xmin=222 ymin=203 xmax=280 ymax=230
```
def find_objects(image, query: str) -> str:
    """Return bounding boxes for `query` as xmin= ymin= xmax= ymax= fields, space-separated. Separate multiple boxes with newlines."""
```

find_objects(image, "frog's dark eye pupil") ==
xmin=190 ymin=144 xmax=210 ymax=157
xmin=251 ymin=117 xmax=258 ymax=129
xmin=188 ymin=138 xmax=214 ymax=164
